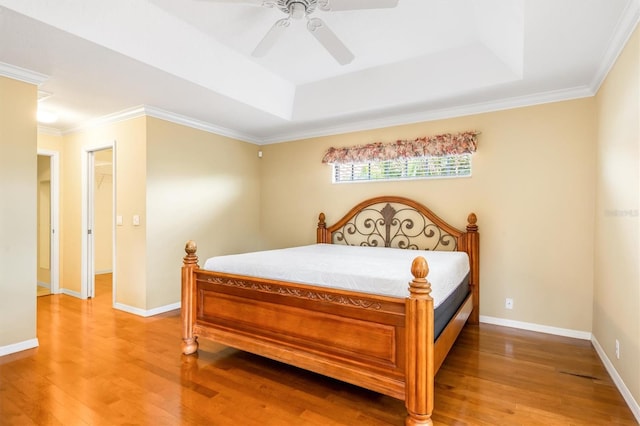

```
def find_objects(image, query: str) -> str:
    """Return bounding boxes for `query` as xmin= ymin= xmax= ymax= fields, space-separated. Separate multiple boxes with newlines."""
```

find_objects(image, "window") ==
xmin=332 ymin=153 xmax=472 ymax=183
xmin=322 ymin=131 xmax=478 ymax=183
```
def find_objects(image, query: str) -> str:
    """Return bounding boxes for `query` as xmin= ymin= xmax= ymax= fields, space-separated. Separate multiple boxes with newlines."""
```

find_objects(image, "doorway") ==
xmin=82 ymin=145 xmax=115 ymax=304
xmin=36 ymin=150 xmax=60 ymax=296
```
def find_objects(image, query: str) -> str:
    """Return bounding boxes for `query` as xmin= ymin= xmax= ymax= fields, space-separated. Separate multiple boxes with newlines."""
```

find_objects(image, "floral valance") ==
xmin=321 ymin=131 xmax=479 ymax=165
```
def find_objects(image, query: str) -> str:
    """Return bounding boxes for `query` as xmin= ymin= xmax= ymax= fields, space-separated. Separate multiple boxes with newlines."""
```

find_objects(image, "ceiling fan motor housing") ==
xmin=277 ymin=0 xmax=317 ymax=17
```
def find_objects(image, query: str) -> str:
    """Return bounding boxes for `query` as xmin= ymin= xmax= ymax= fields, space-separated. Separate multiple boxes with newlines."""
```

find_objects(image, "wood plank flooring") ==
xmin=0 ymin=274 xmax=636 ymax=425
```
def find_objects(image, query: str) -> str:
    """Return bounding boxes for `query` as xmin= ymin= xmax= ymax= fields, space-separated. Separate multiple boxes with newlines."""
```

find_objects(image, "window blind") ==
xmin=333 ymin=153 xmax=472 ymax=183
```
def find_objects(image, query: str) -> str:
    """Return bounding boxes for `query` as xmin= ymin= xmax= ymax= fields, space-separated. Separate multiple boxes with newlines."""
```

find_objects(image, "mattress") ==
xmin=202 ymin=243 xmax=470 ymax=309
xmin=433 ymin=273 xmax=469 ymax=339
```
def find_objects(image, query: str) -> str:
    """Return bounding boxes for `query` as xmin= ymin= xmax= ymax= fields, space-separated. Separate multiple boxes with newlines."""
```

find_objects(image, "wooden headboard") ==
xmin=316 ymin=195 xmax=477 ymax=252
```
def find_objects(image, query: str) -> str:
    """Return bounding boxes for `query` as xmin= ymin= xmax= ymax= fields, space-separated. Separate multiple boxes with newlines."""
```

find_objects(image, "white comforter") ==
xmin=202 ymin=244 xmax=469 ymax=308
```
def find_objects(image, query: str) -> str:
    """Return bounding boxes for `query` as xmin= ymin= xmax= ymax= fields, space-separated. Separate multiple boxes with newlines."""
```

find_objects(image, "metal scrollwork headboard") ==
xmin=317 ymin=196 xmax=475 ymax=252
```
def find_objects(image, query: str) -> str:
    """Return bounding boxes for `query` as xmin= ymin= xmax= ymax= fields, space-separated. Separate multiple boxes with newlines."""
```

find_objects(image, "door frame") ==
xmin=81 ymin=141 xmax=116 ymax=305
xmin=36 ymin=149 xmax=60 ymax=295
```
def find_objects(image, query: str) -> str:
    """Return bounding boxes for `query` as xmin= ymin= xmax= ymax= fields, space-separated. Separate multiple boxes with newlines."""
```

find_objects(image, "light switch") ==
xmin=116 ymin=215 xmax=123 ymax=226
xmin=133 ymin=215 xmax=140 ymax=226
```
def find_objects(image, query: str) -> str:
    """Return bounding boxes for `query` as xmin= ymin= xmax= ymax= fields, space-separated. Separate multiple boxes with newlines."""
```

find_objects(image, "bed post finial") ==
xmin=317 ymin=212 xmax=330 ymax=244
xmin=184 ymin=240 xmax=198 ymax=264
xmin=409 ymin=256 xmax=430 ymax=292
xmin=182 ymin=240 xmax=199 ymax=355
xmin=405 ymin=256 xmax=434 ymax=425
xmin=466 ymin=213 xmax=478 ymax=232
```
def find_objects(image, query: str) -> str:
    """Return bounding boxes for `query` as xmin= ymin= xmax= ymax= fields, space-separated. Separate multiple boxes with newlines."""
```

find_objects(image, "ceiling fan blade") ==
xmin=307 ymin=18 xmax=354 ymax=65
xmin=318 ymin=0 xmax=398 ymax=12
xmin=252 ymin=18 xmax=290 ymax=57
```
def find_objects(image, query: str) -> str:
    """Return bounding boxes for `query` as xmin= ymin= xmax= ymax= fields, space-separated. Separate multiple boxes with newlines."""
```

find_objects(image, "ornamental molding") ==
xmin=0 ymin=61 xmax=48 ymax=85
xmin=205 ymin=276 xmax=383 ymax=310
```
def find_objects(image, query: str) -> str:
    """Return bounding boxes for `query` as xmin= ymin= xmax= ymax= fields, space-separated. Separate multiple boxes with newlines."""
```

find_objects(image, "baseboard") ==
xmin=37 ymin=281 xmax=51 ymax=289
xmin=114 ymin=302 xmax=181 ymax=318
xmin=479 ymin=315 xmax=592 ymax=340
xmin=95 ymin=269 xmax=113 ymax=275
xmin=591 ymin=336 xmax=640 ymax=423
xmin=61 ymin=288 xmax=83 ymax=299
xmin=0 ymin=338 xmax=39 ymax=357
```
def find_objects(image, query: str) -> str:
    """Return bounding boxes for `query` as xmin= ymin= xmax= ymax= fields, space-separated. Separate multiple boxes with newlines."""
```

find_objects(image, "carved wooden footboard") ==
xmin=181 ymin=196 xmax=479 ymax=425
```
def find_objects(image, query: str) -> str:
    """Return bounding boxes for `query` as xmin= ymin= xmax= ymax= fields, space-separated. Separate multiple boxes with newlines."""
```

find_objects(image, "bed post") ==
xmin=466 ymin=213 xmax=480 ymax=324
xmin=317 ymin=212 xmax=330 ymax=243
xmin=181 ymin=240 xmax=199 ymax=355
xmin=405 ymin=256 xmax=434 ymax=426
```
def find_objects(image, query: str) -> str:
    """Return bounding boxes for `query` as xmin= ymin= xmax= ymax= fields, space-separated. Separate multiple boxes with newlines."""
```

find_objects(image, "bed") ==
xmin=181 ymin=196 xmax=479 ymax=425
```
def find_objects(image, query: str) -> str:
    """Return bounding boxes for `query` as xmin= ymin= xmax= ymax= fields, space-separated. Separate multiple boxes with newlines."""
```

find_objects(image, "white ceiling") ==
xmin=0 ymin=0 xmax=638 ymax=144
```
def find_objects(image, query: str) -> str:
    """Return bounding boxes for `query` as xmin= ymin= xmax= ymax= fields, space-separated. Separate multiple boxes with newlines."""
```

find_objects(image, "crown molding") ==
xmin=61 ymin=84 xmax=594 ymax=145
xmin=0 ymin=61 xmax=48 ymax=85
xmin=63 ymin=106 xmax=146 ymax=135
xmin=590 ymin=0 xmax=640 ymax=92
xmin=58 ymin=83 xmax=595 ymax=146
xmin=260 ymin=85 xmax=595 ymax=144
xmin=142 ymin=106 xmax=263 ymax=144
xmin=63 ymin=105 xmax=262 ymax=144
xmin=37 ymin=125 xmax=63 ymax=137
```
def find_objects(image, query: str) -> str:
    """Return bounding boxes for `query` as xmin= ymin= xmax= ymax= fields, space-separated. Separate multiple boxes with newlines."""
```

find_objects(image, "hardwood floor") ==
xmin=1 ymin=276 xmax=636 ymax=425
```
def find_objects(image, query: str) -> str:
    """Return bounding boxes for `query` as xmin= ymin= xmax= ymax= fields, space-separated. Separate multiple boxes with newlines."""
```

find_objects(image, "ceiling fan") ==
xmin=208 ymin=0 xmax=399 ymax=65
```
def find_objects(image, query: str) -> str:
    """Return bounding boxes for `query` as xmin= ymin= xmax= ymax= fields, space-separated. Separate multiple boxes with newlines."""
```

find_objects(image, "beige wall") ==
xmin=37 ymin=133 xmax=63 ymax=152
xmin=0 ymin=76 xmax=38 ymax=348
xmin=261 ymin=98 xmax=597 ymax=333
xmin=594 ymin=26 xmax=640 ymax=404
xmin=63 ymin=118 xmax=146 ymax=307
xmin=145 ymin=117 xmax=262 ymax=310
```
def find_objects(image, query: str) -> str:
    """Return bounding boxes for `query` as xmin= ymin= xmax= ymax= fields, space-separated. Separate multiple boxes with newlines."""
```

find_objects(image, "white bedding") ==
xmin=202 ymin=244 xmax=470 ymax=308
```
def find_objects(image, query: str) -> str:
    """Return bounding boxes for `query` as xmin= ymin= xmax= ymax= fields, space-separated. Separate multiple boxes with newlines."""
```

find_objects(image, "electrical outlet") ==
xmin=615 ymin=339 xmax=620 ymax=359
xmin=505 ymin=298 xmax=514 ymax=310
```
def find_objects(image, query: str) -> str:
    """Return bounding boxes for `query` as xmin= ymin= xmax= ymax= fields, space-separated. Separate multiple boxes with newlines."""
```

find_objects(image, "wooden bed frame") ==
xmin=181 ymin=196 xmax=479 ymax=425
